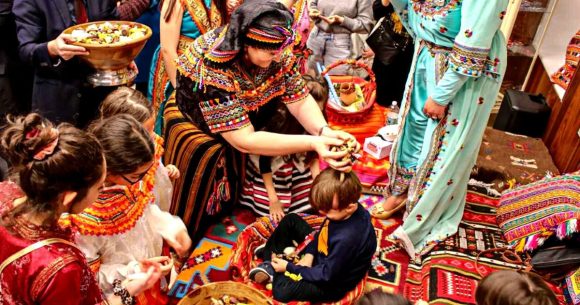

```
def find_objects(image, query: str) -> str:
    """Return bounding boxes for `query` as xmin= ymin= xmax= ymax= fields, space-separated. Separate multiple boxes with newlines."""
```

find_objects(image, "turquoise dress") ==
xmin=147 ymin=0 xmax=211 ymax=135
xmin=387 ymin=0 xmax=508 ymax=259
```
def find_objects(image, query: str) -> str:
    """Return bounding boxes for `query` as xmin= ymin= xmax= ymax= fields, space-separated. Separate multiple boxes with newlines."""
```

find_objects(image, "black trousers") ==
xmin=261 ymin=214 xmax=332 ymax=303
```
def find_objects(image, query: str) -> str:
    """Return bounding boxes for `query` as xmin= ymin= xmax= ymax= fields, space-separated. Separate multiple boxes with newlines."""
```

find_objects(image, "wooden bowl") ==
xmin=177 ymin=281 xmax=272 ymax=305
xmin=62 ymin=21 xmax=152 ymax=71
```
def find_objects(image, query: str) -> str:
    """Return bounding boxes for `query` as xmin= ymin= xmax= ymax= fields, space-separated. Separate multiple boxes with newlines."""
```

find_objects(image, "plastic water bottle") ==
xmin=387 ymin=101 xmax=399 ymax=125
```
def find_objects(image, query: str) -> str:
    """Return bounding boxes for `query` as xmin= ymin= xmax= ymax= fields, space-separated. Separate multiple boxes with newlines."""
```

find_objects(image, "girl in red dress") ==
xmin=0 ymin=113 xmax=162 ymax=305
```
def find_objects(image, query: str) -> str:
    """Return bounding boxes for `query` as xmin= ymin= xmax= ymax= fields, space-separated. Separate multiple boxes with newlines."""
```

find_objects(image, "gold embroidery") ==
xmin=179 ymin=0 xmax=223 ymax=35
xmin=31 ymin=253 xmax=78 ymax=301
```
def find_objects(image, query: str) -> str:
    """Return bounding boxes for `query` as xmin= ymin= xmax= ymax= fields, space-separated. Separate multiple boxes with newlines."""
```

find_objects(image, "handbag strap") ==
xmin=0 ymin=238 xmax=80 ymax=275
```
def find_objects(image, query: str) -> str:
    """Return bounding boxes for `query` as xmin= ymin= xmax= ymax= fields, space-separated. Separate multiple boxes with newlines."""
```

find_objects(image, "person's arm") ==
xmin=259 ymin=156 xmax=279 ymax=202
xmin=37 ymin=256 xmax=162 ymax=305
xmin=117 ymin=0 xmax=151 ymax=21
xmin=286 ymin=95 xmax=328 ymax=137
xmin=13 ymin=0 xmax=88 ymax=67
xmin=160 ymin=0 xmax=184 ymax=87
xmin=74 ymin=234 xmax=143 ymax=297
xmin=340 ymin=0 xmax=374 ymax=34
xmin=148 ymin=204 xmax=191 ymax=257
xmin=310 ymin=157 xmax=320 ymax=178
xmin=286 ymin=236 xmax=355 ymax=283
xmin=430 ymin=0 xmax=506 ymax=106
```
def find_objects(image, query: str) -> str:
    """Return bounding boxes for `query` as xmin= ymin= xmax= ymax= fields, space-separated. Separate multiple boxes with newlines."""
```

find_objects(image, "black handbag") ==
xmin=366 ymin=15 xmax=412 ymax=66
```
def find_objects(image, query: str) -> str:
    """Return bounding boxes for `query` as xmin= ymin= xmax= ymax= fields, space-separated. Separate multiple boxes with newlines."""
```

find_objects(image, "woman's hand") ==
xmin=319 ymin=15 xmax=344 ymax=25
xmin=47 ymin=33 xmax=89 ymax=60
xmin=309 ymin=8 xmax=321 ymax=19
xmin=311 ymin=136 xmax=352 ymax=172
xmin=423 ymin=97 xmax=446 ymax=120
xmin=123 ymin=260 xmax=162 ymax=296
xmin=321 ymin=128 xmax=361 ymax=154
xmin=165 ymin=164 xmax=181 ymax=180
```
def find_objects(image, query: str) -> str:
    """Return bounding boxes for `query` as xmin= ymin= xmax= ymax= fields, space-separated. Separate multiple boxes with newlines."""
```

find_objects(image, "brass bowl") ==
xmin=177 ymin=281 xmax=272 ymax=305
xmin=62 ymin=20 xmax=152 ymax=71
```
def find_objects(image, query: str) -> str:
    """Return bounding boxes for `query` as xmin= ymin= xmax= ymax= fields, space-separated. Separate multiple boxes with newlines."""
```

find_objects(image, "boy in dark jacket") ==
xmin=250 ymin=168 xmax=377 ymax=303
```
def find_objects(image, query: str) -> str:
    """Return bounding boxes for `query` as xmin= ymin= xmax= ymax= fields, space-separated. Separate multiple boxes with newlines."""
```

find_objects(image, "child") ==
xmin=240 ymin=77 xmax=329 ymax=223
xmin=67 ymin=114 xmax=191 ymax=304
xmin=0 ymin=113 xmax=162 ymax=305
xmin=475 ymin=270 xmax=558 ymax=305
xmin=250 ymin=168 xmax=377 ymax=303
xmin=99 ymin=86 xmax=179 ymax=211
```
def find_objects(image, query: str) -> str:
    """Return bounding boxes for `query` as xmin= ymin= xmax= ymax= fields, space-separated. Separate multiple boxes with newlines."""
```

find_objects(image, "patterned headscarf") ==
xmin=215 ymin=0 xmax=294 ymax=54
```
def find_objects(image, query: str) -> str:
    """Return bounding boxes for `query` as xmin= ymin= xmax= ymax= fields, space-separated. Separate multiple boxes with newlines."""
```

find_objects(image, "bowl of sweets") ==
xmin=63 ymin=21 xmax=152 ymax=86
xmin=177 ymin=281 xmax=272 ymax=305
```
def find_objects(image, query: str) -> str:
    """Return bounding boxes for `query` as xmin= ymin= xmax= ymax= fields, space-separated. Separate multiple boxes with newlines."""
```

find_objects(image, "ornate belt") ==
xmin=422 ymin=40 xmax=452 ymax=56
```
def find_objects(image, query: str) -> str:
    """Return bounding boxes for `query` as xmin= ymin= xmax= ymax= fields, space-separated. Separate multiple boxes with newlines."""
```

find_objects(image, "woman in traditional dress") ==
xmin=370 ymin=0 xmax=509 ymax=259
xmin=0 ymin=113 xmax=161 ymax=305
xmin=148 ymin=0 xmax=229 ymax=134
xmin=167 ymin=0 xmax=357 ymax=244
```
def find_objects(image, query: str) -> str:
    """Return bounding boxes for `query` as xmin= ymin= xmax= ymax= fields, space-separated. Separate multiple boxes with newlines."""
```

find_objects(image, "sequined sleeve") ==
xmin=447 ymin=0 xmax=507 ymax=78
xmin=281 ymin=56 xmax=310 ymax=105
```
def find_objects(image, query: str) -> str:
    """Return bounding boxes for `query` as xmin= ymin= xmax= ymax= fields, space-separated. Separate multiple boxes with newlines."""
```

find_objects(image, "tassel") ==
xmin=515 ymin=239 xmax=525 ymax=253
xmin=524 ymin=235 xmax=538 ymax=251
xmin=568 ymin=218 xmax=577 ymax=235
xmin=318 ymin=220 xmax=329 ymax=256
xmin=557 ymin=222 xmax=567 ymax=239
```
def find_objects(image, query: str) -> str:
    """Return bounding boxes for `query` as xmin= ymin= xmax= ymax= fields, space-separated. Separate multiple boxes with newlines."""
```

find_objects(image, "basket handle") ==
xmin=320 ymin=59 xmax=376 ymax=84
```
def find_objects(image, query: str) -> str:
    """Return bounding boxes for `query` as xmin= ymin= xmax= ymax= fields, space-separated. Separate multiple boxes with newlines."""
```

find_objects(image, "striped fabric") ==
xmin=497 ymin=172 xmax=580 ymax=252
xmin=163 ymin=95 xmax=242 ymax=245
xmin=239 ymin=160 xmax=314 ymax=217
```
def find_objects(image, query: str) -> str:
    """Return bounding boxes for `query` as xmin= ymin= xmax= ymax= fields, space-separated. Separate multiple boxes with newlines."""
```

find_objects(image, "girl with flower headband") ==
xmin=0 ymin=113 xmax=162 ymax=305
xmin=65 ymin=114 xmax=191 ymax=305
xmin=165 ymin=0 xmax=360 ymax=246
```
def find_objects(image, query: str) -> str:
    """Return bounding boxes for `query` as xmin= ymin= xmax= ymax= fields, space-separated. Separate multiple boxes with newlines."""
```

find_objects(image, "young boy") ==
xmin=250 ymin=168 xmax=377 ymax=303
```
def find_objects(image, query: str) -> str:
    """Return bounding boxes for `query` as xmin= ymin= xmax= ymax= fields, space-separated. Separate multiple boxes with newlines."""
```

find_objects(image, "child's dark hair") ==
xmin=0 ymin=113 xmax=105 ymax=226
xmin=475 ymin=270 xmax=558 ymax=305
xmin=90 ymin=114 xmax=155 ymax=175
xmin=310 ymin=168 xmax=362 ymax=212
xmin=303 ymin=74 xmax=329 ymax=110
xmin=355 ymin=289 xmax=412 ymax=305
xmin=99 ymin=86 xmax=153 ymax=123
xmin=263 ymin=76 xmax=329 ymax=164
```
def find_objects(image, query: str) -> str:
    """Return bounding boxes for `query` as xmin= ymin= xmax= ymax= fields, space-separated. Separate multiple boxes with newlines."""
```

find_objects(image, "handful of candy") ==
xmin=210 ymin=295 xmax=253 ymax=305
xmin=331 ymin=138 xmax=361 ymax=165
xmin=71 ymin=22 xmax=148 ymax=45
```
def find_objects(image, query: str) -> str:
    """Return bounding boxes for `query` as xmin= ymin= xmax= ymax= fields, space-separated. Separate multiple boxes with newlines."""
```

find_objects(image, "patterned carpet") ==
xmin=169 ymin=187 xmax=566 ymax=304
xmin=168 ymin=209 xmax=256 ymax=302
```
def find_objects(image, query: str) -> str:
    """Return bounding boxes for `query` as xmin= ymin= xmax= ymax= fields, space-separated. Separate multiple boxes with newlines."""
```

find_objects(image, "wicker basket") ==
xmin=177 ymin=281 xmax=273 ymax=305
xmin=322 ymin=59 xmax=376 ymax=124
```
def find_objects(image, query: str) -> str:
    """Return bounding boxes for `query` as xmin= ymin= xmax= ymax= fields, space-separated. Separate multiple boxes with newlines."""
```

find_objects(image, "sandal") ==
xmin=370 ymin=200 xmax=406 ymax=220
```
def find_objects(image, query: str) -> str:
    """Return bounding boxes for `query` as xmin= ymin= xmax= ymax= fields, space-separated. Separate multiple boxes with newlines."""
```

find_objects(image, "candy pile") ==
xmin=210 ymin=295 xmax=253 ymax=305
xmin=71 ymin=22 xmax=147 ymax=45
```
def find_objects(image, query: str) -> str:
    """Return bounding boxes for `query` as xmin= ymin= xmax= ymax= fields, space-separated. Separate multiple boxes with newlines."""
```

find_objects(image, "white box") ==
xmin=363 ymin=136 xmax=392 ymax=160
